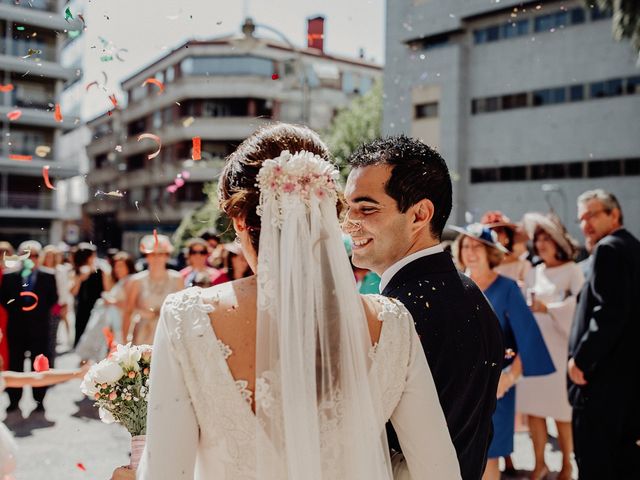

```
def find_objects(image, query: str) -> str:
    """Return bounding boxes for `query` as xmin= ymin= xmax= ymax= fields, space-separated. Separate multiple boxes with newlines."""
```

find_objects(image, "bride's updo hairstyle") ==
xmin=219 ymin=123 xmax=333 ymax=254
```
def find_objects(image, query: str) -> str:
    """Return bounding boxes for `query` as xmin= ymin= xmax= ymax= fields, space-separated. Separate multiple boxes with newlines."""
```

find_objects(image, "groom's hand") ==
xmin=568 ymin=358 xmax=587 ymax=385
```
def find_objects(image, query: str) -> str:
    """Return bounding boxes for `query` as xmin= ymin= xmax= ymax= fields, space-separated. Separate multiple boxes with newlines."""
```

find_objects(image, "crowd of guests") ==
xmin=0 ymin=228 xmax=253 ymax=419
xmin=1 ymin=186 xmax=638 ymax=479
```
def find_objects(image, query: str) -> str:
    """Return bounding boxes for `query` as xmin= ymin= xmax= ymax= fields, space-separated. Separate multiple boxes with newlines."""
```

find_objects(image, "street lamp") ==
xmin=541 ymin=183 xmax=568 ymax=223
xmin=242 ymin=18 xmax=309 ymax=124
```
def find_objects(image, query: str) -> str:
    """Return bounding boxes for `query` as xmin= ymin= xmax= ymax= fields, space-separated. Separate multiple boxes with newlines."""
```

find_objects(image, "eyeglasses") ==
xmin=189 ymin=250 xmax=208 ymax=256
xmin=577 ymin=209 xmax=608 ymax=224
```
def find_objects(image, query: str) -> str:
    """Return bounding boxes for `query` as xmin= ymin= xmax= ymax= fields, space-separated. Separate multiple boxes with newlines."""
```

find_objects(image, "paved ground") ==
xmin=2 ymin=351 xmax=578 ymax=479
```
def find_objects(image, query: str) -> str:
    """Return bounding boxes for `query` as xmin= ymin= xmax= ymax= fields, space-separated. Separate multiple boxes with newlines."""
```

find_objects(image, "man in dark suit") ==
xmin=344 ymin=136 xmax=503 ymax=479
xmin=0 ymin=240 xmax=58 ymax=414
xmin=568 ymin=190 xmax=640 ymax=479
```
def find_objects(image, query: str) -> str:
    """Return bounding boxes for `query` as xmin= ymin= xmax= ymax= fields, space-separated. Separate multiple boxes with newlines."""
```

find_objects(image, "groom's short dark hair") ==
xmin=347 ymin=135 xmax=452 ymax=239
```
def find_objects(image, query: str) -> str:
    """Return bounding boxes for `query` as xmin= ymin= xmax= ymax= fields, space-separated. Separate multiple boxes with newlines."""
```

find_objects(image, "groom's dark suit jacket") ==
xmin=383 ymin=252 xmax=503 ymax=480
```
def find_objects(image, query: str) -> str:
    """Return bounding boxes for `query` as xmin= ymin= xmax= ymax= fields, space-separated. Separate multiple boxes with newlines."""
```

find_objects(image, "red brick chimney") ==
xmin=307 ymin=16 xmax=324 ymax=52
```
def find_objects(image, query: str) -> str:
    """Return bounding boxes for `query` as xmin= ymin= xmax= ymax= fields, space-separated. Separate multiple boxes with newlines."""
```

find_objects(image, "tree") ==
xmin=324 ymin=80 xmax=383 ymax=180
xmin=587 ymin=0 xmax=640 ymax=53
xmin=172 ymin=181 xmax=233 ymax=250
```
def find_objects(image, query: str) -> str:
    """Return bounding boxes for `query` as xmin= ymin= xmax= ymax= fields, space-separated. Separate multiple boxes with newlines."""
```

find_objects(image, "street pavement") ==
xmin=2 ymin=351 xmax=578 ymax=479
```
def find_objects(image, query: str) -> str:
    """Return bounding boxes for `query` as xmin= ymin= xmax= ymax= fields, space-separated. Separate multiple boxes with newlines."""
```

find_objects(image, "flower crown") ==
xmin=256 ymin=150 xmax=340 ymax=220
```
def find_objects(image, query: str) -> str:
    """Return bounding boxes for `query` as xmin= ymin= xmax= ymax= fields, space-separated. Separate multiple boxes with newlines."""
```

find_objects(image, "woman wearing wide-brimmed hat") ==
xmin=516 ymin=213 xmax=584 ymax=480
xmin=122 ymin=234 xmax=183 ymax=345
xmin=481 ymin=211 xmax=532 ymax=286
xmin=452 ymin=224 xmax=555 ymax=480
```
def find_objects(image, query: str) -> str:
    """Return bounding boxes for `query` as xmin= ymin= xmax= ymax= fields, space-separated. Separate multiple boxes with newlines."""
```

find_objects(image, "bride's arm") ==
xmin=137 ymin=307 xmax=198 ymax=479
xmin=390 ymin=329 xmax=462 ymax=480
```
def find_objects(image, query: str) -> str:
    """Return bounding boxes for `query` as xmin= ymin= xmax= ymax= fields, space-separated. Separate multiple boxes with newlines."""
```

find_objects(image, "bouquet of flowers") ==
xmin=80 ymin=343 xmax=152 ymax=436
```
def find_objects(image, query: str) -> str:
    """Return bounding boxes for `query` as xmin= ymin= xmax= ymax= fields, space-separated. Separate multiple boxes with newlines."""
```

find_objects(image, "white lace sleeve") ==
xmin=390 ymin=327 xmax=462 ymax=480
xmin=137 ymin=303 xmax=199 ymax=479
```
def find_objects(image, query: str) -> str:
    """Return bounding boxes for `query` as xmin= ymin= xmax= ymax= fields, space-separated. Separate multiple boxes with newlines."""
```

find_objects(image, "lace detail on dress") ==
xmin=163 ymin=288 xmax=256 ymax=479
xmin=218 ymin=339 xmax=233 ymax=359
xmin=235 ymin=380 xmax=253 ymax=406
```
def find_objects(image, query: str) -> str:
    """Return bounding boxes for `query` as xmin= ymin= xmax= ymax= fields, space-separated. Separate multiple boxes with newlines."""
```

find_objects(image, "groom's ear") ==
xmin=411 ymin=199 xmax=435 ymax=230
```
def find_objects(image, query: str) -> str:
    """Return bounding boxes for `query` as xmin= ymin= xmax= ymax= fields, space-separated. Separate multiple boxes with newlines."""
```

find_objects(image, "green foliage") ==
xmin=172 ymin=181 xmax=233 ymax=250
xmin=324 ymin=80 xmax=383 ymax=180
xmin=588 ymin=0 xmax=640 ymax=53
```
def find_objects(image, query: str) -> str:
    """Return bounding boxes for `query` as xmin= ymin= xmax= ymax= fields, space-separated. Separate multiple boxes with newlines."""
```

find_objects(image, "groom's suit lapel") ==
xmin=382 ymin=252 xmax=457 ymax=297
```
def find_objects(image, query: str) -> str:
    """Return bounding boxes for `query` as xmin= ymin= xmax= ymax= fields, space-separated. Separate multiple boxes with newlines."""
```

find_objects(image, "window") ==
xmin=470 ymin=168 xmax=499 ymax=183
xmin=626 ymin=76 xmax=640 ymax=94
xmin=569 ymin=85 xmax=584 ymax=102
xmin=415 ymin=102 xmax=438 ymax=118
xmin=501 ymin=19 xmax=529 ymax=39
xmin=126 ymin=154 xmax=145 ymax=171
xmin=588 ymin=159 xmax=622 ymax=178
xmin=473 ymin=29 xmax=487 ymax=44
xmin=166 ymin=66 xmax=175 ymax=83
xmin=472 ymin=97 xmax=500 ymax=114
xmin=534 ymin=14 xmax=556 ymax=32
xmin=152 ymin=111 xmax=162 ymax=129
xmin=95 ymin=154 xmax=108 ymax=169
xmin=360 ymin=76 xmax=373 ymax=94
xmin=625 ymin=158 xmax=640 ymax=175
xmin=130 ymin=85 xmax=147 ymax=103
xmin=499 ymin=166 xmax=526 ymax=181
xmin=569 ymin=8 xmax=585 ymax=25
xmin=568 ymin=162 xmax=584 ymax=178
xmin=127 ymin=118 xmax=146 ymax=135
xmin=184 ymin=56 xmax=274 ymax=77
xmin=486 ymin=26 xmax=500 ymax=42
xmin=590 ymin=78 xmax=623 ymax=98
xmin=533 ymin=87 xmax=565 ymax=106
xmin=501 ymin=93 xmax=527 ymax=110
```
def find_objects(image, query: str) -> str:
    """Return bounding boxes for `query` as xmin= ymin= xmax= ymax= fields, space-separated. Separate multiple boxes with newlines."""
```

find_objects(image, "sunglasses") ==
xmin=189 ymin=249 xmax=208 ymax=256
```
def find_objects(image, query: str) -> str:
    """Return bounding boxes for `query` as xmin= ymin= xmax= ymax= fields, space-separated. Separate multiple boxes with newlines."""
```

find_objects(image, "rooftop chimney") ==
xmin=307 ymin=16 xmax=324 ymax=52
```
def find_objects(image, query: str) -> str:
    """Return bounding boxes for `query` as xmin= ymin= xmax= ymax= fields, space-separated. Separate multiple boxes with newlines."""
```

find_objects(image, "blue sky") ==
xmin=79 ymin=0 xmax=385 ymax=119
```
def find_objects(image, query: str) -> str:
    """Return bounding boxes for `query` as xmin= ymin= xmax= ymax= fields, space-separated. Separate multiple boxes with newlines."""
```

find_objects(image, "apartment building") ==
xmin=385 ymin=0 xmax=640 ymax=238
xmin=84 ymin=17 xmax=382 ymax=252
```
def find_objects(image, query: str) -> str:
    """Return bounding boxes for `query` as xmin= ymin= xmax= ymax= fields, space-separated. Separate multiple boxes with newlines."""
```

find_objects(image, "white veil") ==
xmin=254 ymin=150 xmax=392 ymax=479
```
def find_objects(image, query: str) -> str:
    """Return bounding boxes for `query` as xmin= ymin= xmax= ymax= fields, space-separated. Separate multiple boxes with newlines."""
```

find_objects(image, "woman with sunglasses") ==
xmin=179 ymin=238 xmax=227 ymax=288
xmin=122 ymin=235 xmax=183 ymax=345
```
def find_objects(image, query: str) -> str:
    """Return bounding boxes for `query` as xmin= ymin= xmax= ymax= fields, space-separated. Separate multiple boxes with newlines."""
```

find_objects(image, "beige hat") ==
xmin=522 ymin=212 xmax=579 ymax=259
xmin=139 ymin=233 xmax=174 ymax=254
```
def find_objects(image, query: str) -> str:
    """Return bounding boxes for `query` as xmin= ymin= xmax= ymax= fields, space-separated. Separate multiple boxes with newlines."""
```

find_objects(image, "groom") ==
xmin=345 ymin=136 xmax=503 ymax=479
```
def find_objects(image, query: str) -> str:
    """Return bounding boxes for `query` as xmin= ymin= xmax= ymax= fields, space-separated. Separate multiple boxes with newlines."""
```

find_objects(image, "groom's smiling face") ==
xmin=344 ymin=164 xmax=415 ymax=275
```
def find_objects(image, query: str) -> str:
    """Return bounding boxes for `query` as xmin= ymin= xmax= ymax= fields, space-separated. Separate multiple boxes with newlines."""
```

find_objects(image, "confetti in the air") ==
xmin=108 ymin=94 xmax=118 ymax=107
xmin=22 ymin=48 xmax=42 ymax=58
xmin=76 ymin=462 xmax=86 ymax=471
xmin=54 ymin=103 xmax=63 ymax=122
xmin=142 ymin=78 xmax=165 ymax=94
xmin=0 ymin=84 xmax=14 ymax=93
xmin=271 ymin=73 xmax=280 ymax=80
xmin=182 ymin=116 xmax=195 ymax=127
xmin=192 ymin=136 xmax=201 ymax=160
xmin=64 ymin=7 xmax=73 ymax=21
xmin=34 ymin=354 xmax=50 ymax=372
xmin=94 ymin=190 xmax=125 ymax=198
xmin=42 ymin=165 xmax=56 ymax=190
xmin=137 ymin=133 xmax=162 ymax=159
xmin=9 ymin=154 xmax=32 ymax=161
xmin=6 ymin=110 xmax=21 ymax=121
xmin=35 ymin=145 xmax=51 ymax=157
xmin=19 ymin=291 xmax=39 ymax=312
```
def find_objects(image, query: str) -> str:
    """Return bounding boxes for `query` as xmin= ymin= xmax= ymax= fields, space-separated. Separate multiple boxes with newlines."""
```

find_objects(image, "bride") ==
xmin=136 ymin=124 xmax=460 ymax=479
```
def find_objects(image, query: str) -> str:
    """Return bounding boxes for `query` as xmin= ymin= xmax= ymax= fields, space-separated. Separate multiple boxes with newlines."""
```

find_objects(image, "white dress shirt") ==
xmin=379 ymin=244 xmax=444 ymax=293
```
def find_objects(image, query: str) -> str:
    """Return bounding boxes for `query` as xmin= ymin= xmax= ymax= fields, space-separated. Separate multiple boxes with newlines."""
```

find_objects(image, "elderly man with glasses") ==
xmin=0 ymin=240 xmax=58 ymax=419
xmin=568 ymin=189 xmax=640 ymax=479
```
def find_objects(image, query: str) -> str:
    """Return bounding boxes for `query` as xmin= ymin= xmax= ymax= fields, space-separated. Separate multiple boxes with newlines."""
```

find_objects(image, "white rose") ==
xmin=113 ymin=343 xmax=142 ymax=371
xmin=93 ymin=359 xmax=125 ymax=385
xmin=80 ymin=366 xmax=100 ymax=397
xmin=99 ymin=407 xmax=116 ymax=424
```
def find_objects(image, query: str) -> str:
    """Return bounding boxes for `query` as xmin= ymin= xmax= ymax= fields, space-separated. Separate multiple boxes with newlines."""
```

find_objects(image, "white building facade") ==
xmin=385 ymin=0 xmax=640 ymax=239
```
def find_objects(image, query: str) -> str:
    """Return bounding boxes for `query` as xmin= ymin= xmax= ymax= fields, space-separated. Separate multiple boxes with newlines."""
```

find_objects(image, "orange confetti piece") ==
xmin=9 ymin=154 xmax=32 ymax=161
xmin=19 ymin=291 xmax=38 ymax=312
xmin=192 ymin=136 xmax=201 ymax=161
xmin=7 ymin=110 xmax=22 ymax=121
xmin=42 ymin=165 xmax=56 ymax=190
xmin=271 ymin=73 xmax=279 ymax=80
xmin=108 ymin=94 xmax=118 ymax=107
xmin=34 ymin=354 xmax=50 ymax=372
xmin=54 ymin=103 xmax=63 ymax=122
xmin=142 ymin=77 xmax=165 ymax=94
xmin=137 ymin=133 xmax=162 ymax=159
xmin=153 ymin=229 xmax=159 ymax=250
xmin=76 ymin=462 xmax=86 ymax=471
xmin=0 ymin=84 xmax=14 ymax=93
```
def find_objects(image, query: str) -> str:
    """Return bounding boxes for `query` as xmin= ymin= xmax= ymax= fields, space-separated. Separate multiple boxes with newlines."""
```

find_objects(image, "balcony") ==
xmin=0 ymin=192 xmax=59 ymax=219
xmin=0 ymin=0 xmax=57 ymax=12
xmin=0 ymin=2 xmax=76 ymax=31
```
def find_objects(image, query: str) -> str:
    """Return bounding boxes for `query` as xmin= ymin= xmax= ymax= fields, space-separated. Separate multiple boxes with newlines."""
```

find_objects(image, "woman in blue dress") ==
xmin=452 ymin=224 xmax=555 ymax=480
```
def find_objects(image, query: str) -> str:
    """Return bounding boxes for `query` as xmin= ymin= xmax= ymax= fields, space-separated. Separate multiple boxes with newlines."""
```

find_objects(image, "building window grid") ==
xmin=472 ymin=75 xmax=639 ymax=115
xmin=473 ymin=6 xmax=606 ymax=45
xmin=415 ymin=102 xmax=439 ymax=119
xmin=470 ymin=158 xmax=638 ymax=184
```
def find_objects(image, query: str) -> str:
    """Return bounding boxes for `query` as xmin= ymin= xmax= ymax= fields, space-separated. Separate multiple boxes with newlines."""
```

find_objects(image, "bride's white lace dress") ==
xmin=137 ymin=287 xmax=460 ymax=479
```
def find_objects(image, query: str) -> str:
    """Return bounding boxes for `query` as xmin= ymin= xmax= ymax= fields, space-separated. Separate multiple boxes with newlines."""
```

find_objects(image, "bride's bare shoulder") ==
xmin=200 ymin=276 xmax=257 ymax=322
